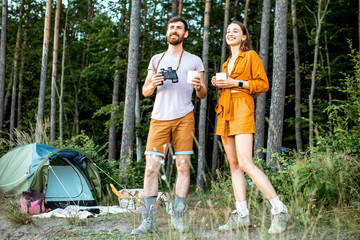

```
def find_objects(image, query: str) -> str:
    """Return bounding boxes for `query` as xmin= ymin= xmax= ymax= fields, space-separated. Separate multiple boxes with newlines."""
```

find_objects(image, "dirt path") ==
xmin=0 ymin=208 xmax=308 ymax=240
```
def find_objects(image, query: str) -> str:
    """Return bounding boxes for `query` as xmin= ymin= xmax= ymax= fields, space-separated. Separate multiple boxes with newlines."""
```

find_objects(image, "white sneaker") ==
xmin=219 ymin=209 xmax=250 ymax=231
xmin=268 ymin=208 xmax=290 ymax=234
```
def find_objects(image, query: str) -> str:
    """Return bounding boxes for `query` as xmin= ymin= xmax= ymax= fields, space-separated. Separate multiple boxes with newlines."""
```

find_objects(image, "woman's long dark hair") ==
xmin=230 ymin=20 xmax=253 ymax=51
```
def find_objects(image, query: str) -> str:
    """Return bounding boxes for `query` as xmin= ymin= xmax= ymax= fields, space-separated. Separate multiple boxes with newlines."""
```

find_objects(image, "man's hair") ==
xmin=230 ymin=20 xmax=253 ymax=51
xmin=167 ymin=16 xmax=189 ymax=32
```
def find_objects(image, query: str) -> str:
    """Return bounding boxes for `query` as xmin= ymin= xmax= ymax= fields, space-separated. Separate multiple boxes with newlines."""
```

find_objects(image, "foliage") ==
xmin=325 ymin=43 xmax=360 ymax=154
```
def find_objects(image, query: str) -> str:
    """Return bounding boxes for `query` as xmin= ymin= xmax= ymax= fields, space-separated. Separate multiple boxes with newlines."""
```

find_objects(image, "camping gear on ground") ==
xmin=20 ymin=191 xmax=46 ymax=215
xmin=0 ymin=143 xmax=102 ymax=209
xmin=110 ymin=184 xmax=170 ymax=210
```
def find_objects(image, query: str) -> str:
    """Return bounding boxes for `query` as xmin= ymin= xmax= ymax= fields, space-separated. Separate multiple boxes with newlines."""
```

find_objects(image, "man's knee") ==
xmin=145 ymin=155 xmax=162 ymax=177
xmin=176 ymin=157 xmax=190 ymax=176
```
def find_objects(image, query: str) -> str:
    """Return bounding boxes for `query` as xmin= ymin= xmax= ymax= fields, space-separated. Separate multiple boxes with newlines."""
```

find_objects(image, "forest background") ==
xmin=0 ymin=0 xmax=360 ymax=220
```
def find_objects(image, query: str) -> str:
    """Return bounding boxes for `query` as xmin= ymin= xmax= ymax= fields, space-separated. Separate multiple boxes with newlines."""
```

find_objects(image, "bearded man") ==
xmin=131 ymin=16 xmax=207 ymax=235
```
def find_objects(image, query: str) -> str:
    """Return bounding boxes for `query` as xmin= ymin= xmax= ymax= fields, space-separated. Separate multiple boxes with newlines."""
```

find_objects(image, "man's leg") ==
xmin=169 ymin=154 xmax=191 ymax=233
xmin=132 ymin=154 xmax=162 ymax=235
xmin=175 ymin=154 xmax=191 ymax=198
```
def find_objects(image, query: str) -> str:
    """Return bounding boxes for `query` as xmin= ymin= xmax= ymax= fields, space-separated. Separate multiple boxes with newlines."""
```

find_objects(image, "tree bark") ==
xmin=59 ymin=8 xmax=69 ymax=148
xmin=135 ymin=83 xmax=142 ymax=163
xmin=0 ymin=0 xmax=8 ymax=138
xmin=120 ymin=0 xmax=141 ymax=167
xmin=17 ymin=1 xmax=30 ymax=128
xmin=50 ymin=0 xmax=62 ymax=143
xmin=291 ymin=0 xmax=303 ymax=153
xmin=197 ymin=0 xmax=211 ymax=190
xmin=244 ymin=0 xmax=251 ymax=27
xmin=254 ymin=0 xmax=271 ymax=159
xmin=178 ymin=0 xmax=183 ymax=16
xmin=172 ymin=0 xmax=178 ymax=17
xmin=211 ymin=0 xmax=230 ymax=181
xmin=9 ymin=0 xmax=25 ymax=145
xmin=36 ymin=0 xmax=53 ymax=142
xmin=266 ymin=0 xmax=288 ymax=167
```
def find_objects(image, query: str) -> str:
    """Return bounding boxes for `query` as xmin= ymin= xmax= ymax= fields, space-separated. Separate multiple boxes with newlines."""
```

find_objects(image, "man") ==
xmin=131 ymin=16 xmax=207 ymax=235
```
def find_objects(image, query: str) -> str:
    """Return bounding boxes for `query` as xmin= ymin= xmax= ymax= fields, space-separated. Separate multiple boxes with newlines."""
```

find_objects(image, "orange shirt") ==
xmin=215 ymin=50 xmax=269 ymax=143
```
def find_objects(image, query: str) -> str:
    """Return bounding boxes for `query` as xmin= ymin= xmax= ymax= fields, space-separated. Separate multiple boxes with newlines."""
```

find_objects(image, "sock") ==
xmin=235 ymin=201 xmax=249 ymax=216
xmin=269 ymin=196 xmax=287 ymax=214
xmin=175 ymin=195 xmax=186 ymax=207
xmin=236 ymin=201 xmax=248 ymax=211
xmin=145 ymin=196 xmax=157 ymax=209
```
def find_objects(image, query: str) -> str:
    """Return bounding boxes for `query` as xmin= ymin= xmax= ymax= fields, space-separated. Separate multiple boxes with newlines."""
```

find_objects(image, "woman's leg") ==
xmin=234 ymin=134 xmax=277 ymax=200
xmin=222 ymin=136 xmax=247 ymax=202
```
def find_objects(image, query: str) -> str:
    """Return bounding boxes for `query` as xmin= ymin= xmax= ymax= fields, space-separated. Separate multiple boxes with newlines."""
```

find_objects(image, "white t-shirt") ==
xmin=148 ymin=51 xmax=205 ymax=120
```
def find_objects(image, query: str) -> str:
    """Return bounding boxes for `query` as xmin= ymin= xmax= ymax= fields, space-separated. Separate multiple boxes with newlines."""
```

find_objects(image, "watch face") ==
xmin=238 ymin=81 xmax=243 ymax=88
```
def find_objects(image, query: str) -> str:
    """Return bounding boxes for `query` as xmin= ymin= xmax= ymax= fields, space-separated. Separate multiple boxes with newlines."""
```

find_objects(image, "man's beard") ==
xmin=167 ymin=33 xmax=185 ymax=45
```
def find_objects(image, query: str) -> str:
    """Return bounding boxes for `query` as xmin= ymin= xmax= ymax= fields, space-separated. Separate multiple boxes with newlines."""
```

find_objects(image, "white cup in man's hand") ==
xmin=187 ymin=70 xmax=199 ymax=83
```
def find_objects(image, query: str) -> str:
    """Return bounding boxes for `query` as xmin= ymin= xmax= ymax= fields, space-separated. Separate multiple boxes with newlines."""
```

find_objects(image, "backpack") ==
xmin=20 ymin=191 xmax=46 ymax=215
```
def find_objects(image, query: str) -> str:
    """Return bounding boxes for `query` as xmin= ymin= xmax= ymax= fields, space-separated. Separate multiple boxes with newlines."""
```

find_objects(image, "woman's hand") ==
xmin=211 ymin=76 xmax=218 ymax=88
xmin=215 ymin=77 xmax=237 ymax=88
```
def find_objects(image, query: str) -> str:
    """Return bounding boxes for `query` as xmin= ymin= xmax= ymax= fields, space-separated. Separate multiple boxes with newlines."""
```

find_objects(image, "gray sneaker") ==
xmin=268 ymin=208 xmax=290 ymax=234
xmin=131 ymin=205 xmax=157 ymax=235
xmin=219 ymin=209 xmax=250 ymax=231
xmin=170 ymin=202 xmax=188 ymax=233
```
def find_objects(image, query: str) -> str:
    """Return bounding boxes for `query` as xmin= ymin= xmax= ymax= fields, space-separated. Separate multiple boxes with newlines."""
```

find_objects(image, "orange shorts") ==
xmin=145 ymin=112 xmax=195 ymax=158
xmin=216 ymin=91 xmax=255 ymax=136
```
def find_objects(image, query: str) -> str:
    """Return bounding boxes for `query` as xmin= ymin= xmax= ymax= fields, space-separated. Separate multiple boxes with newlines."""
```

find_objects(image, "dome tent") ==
xmin=0 ymin=143 xmax=101 ymax=209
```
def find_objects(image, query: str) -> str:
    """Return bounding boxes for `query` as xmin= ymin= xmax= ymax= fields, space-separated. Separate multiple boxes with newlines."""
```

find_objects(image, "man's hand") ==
xmin=191 ymin=76 xmax=201 ymax=91
xmin=150 ymin=73 xmax=165 ymax=89
xmin=143 ymin=70 xmax=164 ymax=97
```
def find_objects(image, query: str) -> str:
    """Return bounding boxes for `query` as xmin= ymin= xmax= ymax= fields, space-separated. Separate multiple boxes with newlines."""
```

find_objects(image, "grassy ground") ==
xmin=1 ymin=189 xmax=360 ymax=240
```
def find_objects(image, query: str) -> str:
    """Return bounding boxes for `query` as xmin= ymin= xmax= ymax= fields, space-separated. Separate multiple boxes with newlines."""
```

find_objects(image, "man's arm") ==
xmin=192 ymin=71 xmax=207 ymax=99
xmin=142 ymin=70 xmax=164 ymax=97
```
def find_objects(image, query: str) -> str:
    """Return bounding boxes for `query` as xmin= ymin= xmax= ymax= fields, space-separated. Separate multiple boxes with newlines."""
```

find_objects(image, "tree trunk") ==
xmin=135 ymin=83 xmax=142 ymax=163
xmin=234 ymin=0 xmax=240 ymax=19
xmin=172 ymin=0 xmax=178 ymax=17
xmin=244 ymin=0 xmax=251 ymax=27
xmin=17 ymin=2 xmax=30 ymax=128
xmin=324 ymin=30 xmax=333 ymax=132
xmin=9 ymin=0 xmax=25 ymax=145
xmin=59 ymin=8 xmax=69 ymax=148
xmin=266 ymin=0 xmax=288 ymax=168
xmin=254 ymin=0 xmax=271 ymax=159
xmin=196 ymin=0 xmax=211 ymax=190
xmin=36 ymin=0 xmax=53 ymax=143
xmin=120 ymin=0 xmax=141 ymax=167
xmin=211 ymin=0 xmax=230 ymax=181
xmin=291 ymin=0 xmax=303 ymax=154
xmin=109 ymin=56 xmax=120 ymax=160
xmin=50 ymin=0 xmax=62 ymax=143
xmin=0 ymin=0 xmax=8 ymax=138
xmin=178 ymin=0 xmax=183 ymax=16
xmin=307 ymin=0 xmax=330 ymax=152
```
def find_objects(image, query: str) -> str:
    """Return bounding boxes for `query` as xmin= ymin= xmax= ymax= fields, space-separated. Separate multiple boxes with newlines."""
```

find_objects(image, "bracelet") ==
xmin=196 ymin=85 xmax=202 ymax=92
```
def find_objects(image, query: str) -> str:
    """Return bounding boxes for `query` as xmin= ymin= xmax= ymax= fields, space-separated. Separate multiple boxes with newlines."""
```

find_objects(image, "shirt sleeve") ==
xmin=247 ymin=51 xmax=269 ymax=94
xmin=148 ymin=55 xmax=157 ymax=71
xmin=194 ymin=55 xmax=205 ymax=72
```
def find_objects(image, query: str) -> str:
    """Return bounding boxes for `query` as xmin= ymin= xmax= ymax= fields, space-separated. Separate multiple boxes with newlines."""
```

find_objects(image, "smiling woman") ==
xmin=211 ymin=20 xmax=290 ymax=234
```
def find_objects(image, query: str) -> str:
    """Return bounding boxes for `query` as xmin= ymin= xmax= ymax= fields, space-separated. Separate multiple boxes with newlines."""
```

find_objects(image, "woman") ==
xmin=211 ymin=21 xmax=290 ymax=234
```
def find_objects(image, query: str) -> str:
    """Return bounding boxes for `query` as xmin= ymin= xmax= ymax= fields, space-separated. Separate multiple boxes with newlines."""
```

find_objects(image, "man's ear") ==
xmin=184 ymin=31 xmax=189 ymax=38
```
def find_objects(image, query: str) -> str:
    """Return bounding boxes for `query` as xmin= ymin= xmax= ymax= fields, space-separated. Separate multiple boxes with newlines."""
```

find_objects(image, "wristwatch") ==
xmin=238 ymin=80 xmax=243 ymax=88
